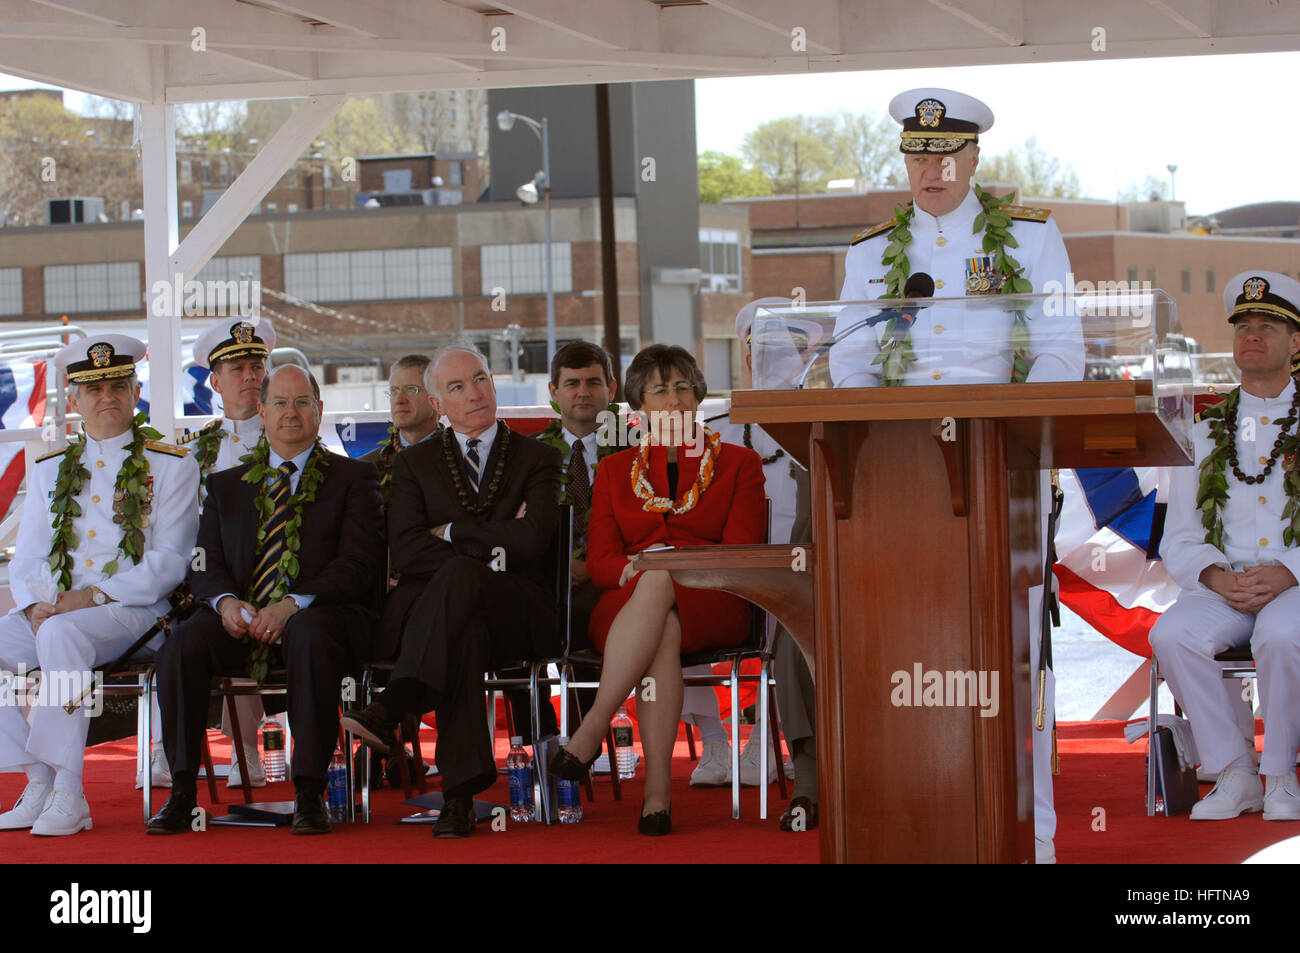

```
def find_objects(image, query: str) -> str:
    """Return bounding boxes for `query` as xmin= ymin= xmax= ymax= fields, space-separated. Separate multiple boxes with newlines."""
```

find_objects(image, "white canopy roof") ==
xmin=1 ymin=0 xmax=1299 ymax=103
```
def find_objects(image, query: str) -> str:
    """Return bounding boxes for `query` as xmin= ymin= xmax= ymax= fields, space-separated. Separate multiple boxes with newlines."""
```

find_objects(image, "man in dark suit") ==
xmin=147 ymin=365 xmax=385 ymax=835
xmin=342 ymin=343 xmax=561 ymax=838
xmin=362 ymin=353 xmax=440 ymax=505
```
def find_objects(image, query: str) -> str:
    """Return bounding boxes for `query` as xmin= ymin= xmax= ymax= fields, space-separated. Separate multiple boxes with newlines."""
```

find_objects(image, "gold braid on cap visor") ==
xmin=67 ymin=364 xmax=137 ymax=383
xmin=208 ymin=342 xmax=269 ymax=364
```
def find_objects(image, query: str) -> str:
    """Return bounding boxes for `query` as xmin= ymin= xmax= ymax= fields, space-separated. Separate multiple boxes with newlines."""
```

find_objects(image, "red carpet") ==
xmin=4 ymin=719 xmax=1296 ymax=863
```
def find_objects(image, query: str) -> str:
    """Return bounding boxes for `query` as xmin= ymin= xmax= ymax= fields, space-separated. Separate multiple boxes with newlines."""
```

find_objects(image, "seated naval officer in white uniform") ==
xmin=1150 ymin=271 xmax=1300 ymax=821
xmin=830 ymin=87 xmax=1084 ymax=388
xmin=0 ymin=335 xmax=198 ymax=835
xmin=177 ymin=318 xmax=278 ymax=790
xmin=831 ymin=88 xmax=1084 ymax=863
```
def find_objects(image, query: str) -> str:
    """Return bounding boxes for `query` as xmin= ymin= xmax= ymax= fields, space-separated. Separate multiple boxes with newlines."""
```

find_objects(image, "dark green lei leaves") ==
xmin=376 ymin=425 xmax=400 ymax=505
xmin=48 ymin=412 xmax=160 ymax=590
xmin=535 ymin=405 xmax=620 ymax=558
xmin=877 ymin=184 xmax=1035 ymax=385
xmin=193 ymin=420 xmax=227 ymax=479
xmin=239 ymin=437 xmax=330 ymax=683
xmin=1196 ymin=387 xmax=1300 ymax=550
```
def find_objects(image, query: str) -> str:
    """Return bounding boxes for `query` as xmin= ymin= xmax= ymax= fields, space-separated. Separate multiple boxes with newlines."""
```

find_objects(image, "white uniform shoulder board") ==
xmin=850 ymin=220 xmax=895 ymax=245
xmin=1004 ymin=205 xmax=1052 ymax=223
xmin=177 ymin=419 xmax=221 ymax=445
xmin=144 ymin=440 xmax=190 ymax=458
xmin=35 ymin=446 xmax=68 ymax=463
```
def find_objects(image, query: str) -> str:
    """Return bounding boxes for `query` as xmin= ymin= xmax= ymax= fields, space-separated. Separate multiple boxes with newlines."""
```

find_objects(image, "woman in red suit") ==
xmin=549 ymin=344 xmax=766 ymax=834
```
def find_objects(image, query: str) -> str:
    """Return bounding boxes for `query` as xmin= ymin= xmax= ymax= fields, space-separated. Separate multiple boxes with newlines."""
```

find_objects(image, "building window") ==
xmin=195 ymin=255 xmax=261 ymax=285
xmin=0 ymin=267 xmax=22 ymax=316
xmin=1145 ymin=266 xmax=1156 ymax=287
xmin=284 ymin=247 xmax=454 ymax=301
xmin=181 ymin=200 xmax=194 ymax=218
xmin=219 ymin=158 xmax=229 ymax=186
xmin=201 ymin=161 xmax=211 ymax=186
xmin=448 ymin=161 xmax=463 ymax=186
xmin=1126 ymin=266 xmax=1138 ymax=284
xmin=179 ymin=161 xmax=192 ymax=185
xmin=287 ymin=166 xmax=298 ymax=188
xmin=700 ymin=229 xmax=742 ymax=293
xmin=44 ymin=262 xmax=141 ymax=314
xmin=1180 ymin=269 xmax=1190 ymax=293
xmin=1206 ymin=270 xmax=1215 ymax=293
xmin=479 ymin=242 xmax=574 ymax=296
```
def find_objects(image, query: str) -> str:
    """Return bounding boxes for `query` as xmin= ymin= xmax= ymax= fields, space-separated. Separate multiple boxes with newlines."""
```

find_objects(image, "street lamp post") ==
xmin=496 ymin=109 xmax=555 ymax=366
xmin=1166 ymin=163 xmax=1178 ymax=202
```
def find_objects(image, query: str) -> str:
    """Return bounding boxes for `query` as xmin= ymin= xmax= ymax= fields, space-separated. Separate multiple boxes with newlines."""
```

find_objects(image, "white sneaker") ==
xmin=228 ymin=744 xmax=267 ymax=788
xmin=135 ymin=745 xmax=172 ymax=790
xmin=739 ymin=733 xmax=778 ymax=786
xmin=1264 ymin=772 xmax=1300 ymax=821
xmin=0 ymin=781 xmax=53 ymax=830
xmin=1035 ymin=835 xmax=1056 ymax=864
xmin=689 ymin=741 xmax=733 ymax=787
xmin=30 ymin=790 xmax=92 ymax=836
xmin=1190 ymin=761 xmax=1263 ymax=820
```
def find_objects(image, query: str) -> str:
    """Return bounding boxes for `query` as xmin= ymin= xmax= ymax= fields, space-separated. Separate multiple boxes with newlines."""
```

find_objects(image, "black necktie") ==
xmin=465 ymin=437 xmax=482 ymax=494
xmin=567 ymin=439 xmax=591 ymax=515
xmin=251 ymin=461 xmax=297 ymax=607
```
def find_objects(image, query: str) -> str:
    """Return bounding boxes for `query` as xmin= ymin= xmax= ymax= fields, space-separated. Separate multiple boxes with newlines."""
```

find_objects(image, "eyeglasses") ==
xmin=646 ymin=382 xmax=696 ymax=396
xmin=266 ymin=397 xmax=318 ymax=411
xmin=387 ymin=385 xmax=427 ymax=397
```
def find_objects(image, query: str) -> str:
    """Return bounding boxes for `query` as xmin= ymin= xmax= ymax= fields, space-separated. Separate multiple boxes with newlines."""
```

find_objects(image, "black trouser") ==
xmin=157 ymin=605 xmax=365 ymax=789
xmin=390 ymin=556 xmax=555 ymax=799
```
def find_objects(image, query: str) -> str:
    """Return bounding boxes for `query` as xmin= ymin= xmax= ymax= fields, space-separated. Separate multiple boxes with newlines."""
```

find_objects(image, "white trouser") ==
xmin=1149 ymin=586 xmax=1300 ymax=777
xmin=1029 ymin=584 xmax=1055 ymax=840
xmin=0 ymin=602 xmax=163 ymax=774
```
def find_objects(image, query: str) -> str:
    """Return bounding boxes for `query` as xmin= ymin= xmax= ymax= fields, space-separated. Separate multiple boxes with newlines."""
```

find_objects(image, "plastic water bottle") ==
xmin=261 ymin=717 xmax=286 ymax=783
xmin=556 ymin=736 xmax=582 ymax=824
xmin=507 ymin=736 xmax=534 ymax=823
xmin=612 ymin=708 xmax=637 ymax=779
xmin=327 ymin=747 xmax=348 ymax=822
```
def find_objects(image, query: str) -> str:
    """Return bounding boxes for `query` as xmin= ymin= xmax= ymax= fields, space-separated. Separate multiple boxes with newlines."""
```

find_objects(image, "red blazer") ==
xmin=586 ymin=438 xmax=766 ymax=654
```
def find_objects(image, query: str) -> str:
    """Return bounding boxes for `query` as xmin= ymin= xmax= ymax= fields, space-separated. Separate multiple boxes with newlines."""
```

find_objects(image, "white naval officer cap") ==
xmin=1223 ymin=271 xmax=1300 ymax=330
xmin=889 ymin=87 xmax=994 ymax=155
xmin=192 ymin=317 xmax=276 ymax=370
xmin=52 ymin=334 xmax=145 ymax=384
xmin=735 ymin=297 xmax=826 ymax=352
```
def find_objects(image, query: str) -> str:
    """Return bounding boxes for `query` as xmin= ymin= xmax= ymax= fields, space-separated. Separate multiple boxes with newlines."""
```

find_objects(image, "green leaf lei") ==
xmin=193 ymin=421 xmax=227 ymax=479
xmin=48 ymin=412 xmax=161 ymax=590
xmin=535 ymin=403 xmax=620 ymax=559
xmin=877 ymin=183 xmax=1035 ymax=386
xmin=239 ymin=437 xmax=330 ymax=682
xmin=1196 ymin=388 xmax=1300 ymax=551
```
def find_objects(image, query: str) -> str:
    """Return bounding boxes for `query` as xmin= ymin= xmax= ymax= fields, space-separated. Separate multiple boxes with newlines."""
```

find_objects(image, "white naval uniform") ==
xmin=1150 ymin=380 xmax=1300 ymax=777
xmin=834 ymin=187 xmax=1079 ymax=845
xmin=0 ymin=431 xmax=198 ymax=774
xmin=832 ymin=187 xmax=1084 ymax=387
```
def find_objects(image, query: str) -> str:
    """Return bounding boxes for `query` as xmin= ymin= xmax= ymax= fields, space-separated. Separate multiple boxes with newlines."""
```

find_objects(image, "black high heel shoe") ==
xmin=638 ymin=802 xmax=672 ymax=836
xmin=548 ymin=743 xmax=599 ymax=781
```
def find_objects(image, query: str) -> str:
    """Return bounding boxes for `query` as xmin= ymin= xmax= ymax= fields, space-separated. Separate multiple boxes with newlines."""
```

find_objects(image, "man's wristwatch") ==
xmin=89 ymin=586 xmax=108 ymax=606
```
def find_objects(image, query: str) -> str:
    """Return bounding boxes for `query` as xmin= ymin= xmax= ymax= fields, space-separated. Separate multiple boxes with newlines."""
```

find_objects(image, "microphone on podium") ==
xmin=794 ymin=272 xmax=936 ymax=389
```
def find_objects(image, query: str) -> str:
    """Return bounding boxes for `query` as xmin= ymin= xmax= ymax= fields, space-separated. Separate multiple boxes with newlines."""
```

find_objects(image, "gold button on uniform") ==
xmin=91 ymin=495 xmax=100 ymax=503
xmin=1261 ymin=538 xmax=1270 ymax=547
xmin=88 ymin=529 xmax=96 ymax=538
xmin=95 ymin=460 xmax=105 ymax=468
xmin=935 ymin=279 xmax=946 ymax=290
xmin=84 ymin=559 xmax=93 ymax=568
xmin=934 ymin=325 xmax=945 ymax=335
xmin=1259 ymin=496 xmax=1268 ymax=504
xmin=1259 ymin=456 xmax=1269 ymax=465
xmin=232 ymin=434 xmax=240 ymax=443
xmin=932 ymin=370 xmax=943 ymax=380
xmin=1261 ymin=416 xmax=1270 ymax=425
xmin=936 ymin=236 xmax=947 ymax=247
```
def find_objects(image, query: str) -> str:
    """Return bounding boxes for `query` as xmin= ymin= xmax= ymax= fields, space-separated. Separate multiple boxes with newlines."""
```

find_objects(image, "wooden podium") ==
xmin=636 ymin=381 xmax=1190 ymax=863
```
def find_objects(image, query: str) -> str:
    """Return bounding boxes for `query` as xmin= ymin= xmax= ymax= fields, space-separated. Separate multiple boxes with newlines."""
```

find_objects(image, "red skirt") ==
xmin=587 ymin=577 xmax=752 ymax=655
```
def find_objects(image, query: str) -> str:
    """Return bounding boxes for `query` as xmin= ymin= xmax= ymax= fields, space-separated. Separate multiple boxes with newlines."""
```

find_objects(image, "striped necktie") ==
xmin=250 ymin=460 xmax=297 ymax=607
xmin=465 ymin=437 xmax=482 ymax=494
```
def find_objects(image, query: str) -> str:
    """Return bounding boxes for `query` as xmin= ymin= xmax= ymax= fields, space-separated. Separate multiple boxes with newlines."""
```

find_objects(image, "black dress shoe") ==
xmin=637 ymin=802 xmax=672 ymax=836
xmin=291 ymin=793 xmax=332 ymax=835
xmin=339 ymin=702 xmax=397 ymax=756
xmin=779 ymin=796 xmax=818 ymax=832
xmin=548 ymin=743 xmax=599 ymax=782
xmin=146 ymin=791 xmax=198 ymax=835
xmin=433 ymin=795 xmax=475 ymax=839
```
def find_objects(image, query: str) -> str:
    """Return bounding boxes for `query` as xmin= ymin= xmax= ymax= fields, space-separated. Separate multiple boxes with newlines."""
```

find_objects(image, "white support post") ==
xmin=170 ymin=95 xmax=345 ymax=282
xmin=139 ymin=102 xmax=180 ymax=438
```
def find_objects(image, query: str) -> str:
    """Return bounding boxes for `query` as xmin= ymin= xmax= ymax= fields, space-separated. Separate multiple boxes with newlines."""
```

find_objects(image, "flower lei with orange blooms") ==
xmin=630 ymin=426 xmax=721 ymax=514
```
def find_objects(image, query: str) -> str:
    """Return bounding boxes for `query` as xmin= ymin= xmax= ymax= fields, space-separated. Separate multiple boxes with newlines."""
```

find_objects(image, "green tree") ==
xmin=698 ymin=150 xmax=771 ymax=203
xmin=827 ymin=110 xmax=906 ymax=188
xmin=740 ymin=115 xmax=841 ymax=194
xmin=977 ymin=136 xmax=1084 ymax=199
xmin=1118 ymin=174 xmax=1170 ymax=202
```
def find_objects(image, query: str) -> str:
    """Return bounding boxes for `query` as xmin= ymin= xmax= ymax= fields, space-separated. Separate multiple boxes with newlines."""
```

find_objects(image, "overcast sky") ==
xmin=3 ymin=49 xmax=1297 ymax=217
xmin=696 ymin=50 xmax=1300 ymax=216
